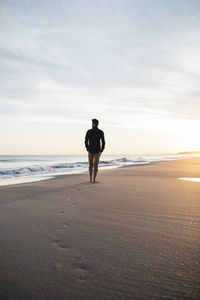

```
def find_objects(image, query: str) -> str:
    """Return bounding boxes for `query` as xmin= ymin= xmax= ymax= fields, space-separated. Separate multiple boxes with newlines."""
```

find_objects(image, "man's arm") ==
xmin=101 ymin=132 xmax=105 ymax=152
xmin=85 ymin=130 xmax=89 ymax=151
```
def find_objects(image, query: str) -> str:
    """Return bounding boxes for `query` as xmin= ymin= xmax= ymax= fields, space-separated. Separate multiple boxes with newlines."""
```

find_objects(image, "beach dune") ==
xmin=0 ymin=158 xmax=199 ymax=300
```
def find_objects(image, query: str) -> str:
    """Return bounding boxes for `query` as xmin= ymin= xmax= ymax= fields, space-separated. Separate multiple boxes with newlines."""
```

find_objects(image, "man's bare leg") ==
xmin=89 ymin=167 xmax=92 ymax=182
xmin=88 ymin=153 xmax=94 ymax=182
xmin=92 ymin=152 xmax=101 ymax=183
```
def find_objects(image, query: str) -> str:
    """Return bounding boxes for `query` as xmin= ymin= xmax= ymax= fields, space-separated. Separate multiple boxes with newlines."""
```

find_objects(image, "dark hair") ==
xmin=92 ymin=118 xmax=99 ymax=127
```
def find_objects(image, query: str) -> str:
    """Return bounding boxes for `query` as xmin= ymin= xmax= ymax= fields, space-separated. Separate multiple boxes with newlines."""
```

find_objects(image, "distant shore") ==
xmin=178 ymin=151 xmax=200 ymax=154
xmin=0 ymin=158 xmax=199 ymax=299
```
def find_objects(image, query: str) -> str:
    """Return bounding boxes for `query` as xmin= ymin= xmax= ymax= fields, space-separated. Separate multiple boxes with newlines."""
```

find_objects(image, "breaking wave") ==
xmin=0 ymin=157 xmax=148 ymax=179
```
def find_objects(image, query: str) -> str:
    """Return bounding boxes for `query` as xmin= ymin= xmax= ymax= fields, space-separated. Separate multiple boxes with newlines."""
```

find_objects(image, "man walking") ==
xmin=85 ymin=119 xmax=105 ymax=183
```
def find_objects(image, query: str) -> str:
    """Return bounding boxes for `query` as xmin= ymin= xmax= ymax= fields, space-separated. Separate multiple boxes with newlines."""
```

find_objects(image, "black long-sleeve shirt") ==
xmin=85 ymin=127 xmax=105 ymax=154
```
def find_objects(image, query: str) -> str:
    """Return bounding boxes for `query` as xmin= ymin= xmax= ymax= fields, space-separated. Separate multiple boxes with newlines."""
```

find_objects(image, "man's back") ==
xmin=85 ymin=127 xmax=105 ymax=154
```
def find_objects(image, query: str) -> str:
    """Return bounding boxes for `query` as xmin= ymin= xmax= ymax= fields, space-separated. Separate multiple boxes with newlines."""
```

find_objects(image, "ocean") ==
xmin=0 ymin=153 xmax=199 ymax=186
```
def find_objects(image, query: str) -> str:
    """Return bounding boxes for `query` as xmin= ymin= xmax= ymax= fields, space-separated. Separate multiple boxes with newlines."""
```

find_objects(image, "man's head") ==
xmin=92 ymin=118 xmax=99 ymax=128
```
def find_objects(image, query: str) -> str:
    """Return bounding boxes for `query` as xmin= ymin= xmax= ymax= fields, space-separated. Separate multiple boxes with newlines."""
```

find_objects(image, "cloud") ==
xmin=0 ymin=0 xmax=200 ymax=130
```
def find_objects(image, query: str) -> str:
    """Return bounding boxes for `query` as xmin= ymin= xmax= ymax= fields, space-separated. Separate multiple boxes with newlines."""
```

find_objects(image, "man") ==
xmin=85 ymin=119 xmax=105 ymax=183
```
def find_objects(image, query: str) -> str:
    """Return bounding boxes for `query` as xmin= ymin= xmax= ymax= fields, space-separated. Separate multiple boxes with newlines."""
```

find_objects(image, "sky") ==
xmin=0 ymin=0 xmax=200 ymax=155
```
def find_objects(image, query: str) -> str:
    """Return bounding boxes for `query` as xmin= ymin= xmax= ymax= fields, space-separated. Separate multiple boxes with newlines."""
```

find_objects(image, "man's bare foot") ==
xmin=92 ymin=180 xmax=98 ymax=184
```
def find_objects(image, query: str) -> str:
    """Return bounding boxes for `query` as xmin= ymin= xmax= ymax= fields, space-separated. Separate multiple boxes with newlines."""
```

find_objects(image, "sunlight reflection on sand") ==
xmin=179 ymin=177 xmax=200 ymax=182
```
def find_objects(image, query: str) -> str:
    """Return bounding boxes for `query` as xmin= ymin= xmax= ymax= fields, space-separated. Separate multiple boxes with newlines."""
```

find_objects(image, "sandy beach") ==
xmin=0 ymin=158 xmax=199 ymax=300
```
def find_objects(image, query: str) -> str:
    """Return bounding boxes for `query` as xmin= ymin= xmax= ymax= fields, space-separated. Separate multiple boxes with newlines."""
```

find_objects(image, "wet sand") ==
xmin=0 ymin=158 xmax=199 ymax=300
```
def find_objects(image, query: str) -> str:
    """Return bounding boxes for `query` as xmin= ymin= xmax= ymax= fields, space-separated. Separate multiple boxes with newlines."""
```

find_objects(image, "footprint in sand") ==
xmin=52 ymin=238 xmax=71 ymax=250
xmin=56 ymin=223 xmax=70 ymax=234
xmin=55 ymin=209 xmax=71 ymax=235
xmin=46 ymin=233 xmax=70 ymax=251
xmin=63 ymin=222 xmax=70 ymax=229
xmin=66 ymin=197 xmax=77 ymax=206
xmin=57 ymin=211 xmax=65 ymax=215
xmin=73 ymin=256 xmax=91 ymax=282
xmin=53 ymin=262 xmax=64 ymax=274
xmin=74 ymin=187 xmax=85 ymax=199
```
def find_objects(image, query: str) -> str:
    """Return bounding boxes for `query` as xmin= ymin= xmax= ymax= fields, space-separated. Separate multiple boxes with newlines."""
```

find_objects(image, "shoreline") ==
xmin=1 ymin=155 xmax=200 ymax=187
